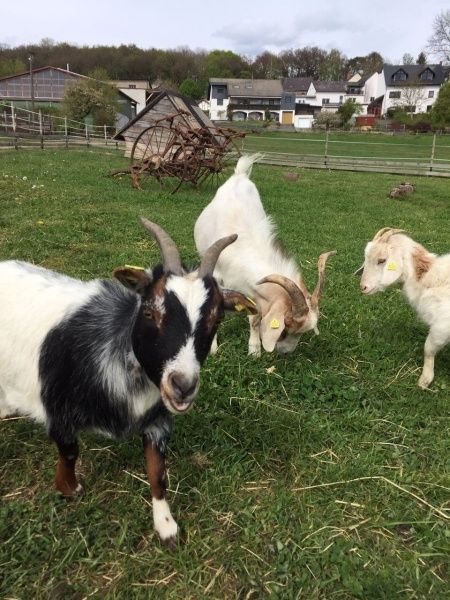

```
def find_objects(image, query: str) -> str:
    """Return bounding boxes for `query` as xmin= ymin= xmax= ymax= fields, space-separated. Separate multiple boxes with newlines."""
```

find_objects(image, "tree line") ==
xmin=1 ymin=39 xmax=387 ymax=99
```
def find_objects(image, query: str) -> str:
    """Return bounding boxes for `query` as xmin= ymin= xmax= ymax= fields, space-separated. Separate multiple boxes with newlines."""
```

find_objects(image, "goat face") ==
xmin=259 ymin=296 xmax=320 ymax=354
xmin=359 ymin=229 xmax=405 ymax=295
xmin=115 ymin=266 xmax=224 ymax=414
xmin=257 ymin=250 xmax=336 ymax=354
xmin=113 ymin=219 xmax=241 ymax=414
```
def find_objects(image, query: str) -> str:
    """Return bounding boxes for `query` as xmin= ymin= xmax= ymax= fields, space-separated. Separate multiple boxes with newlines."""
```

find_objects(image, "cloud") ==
xmin=214 ymin=20 xmax=298 ymax=55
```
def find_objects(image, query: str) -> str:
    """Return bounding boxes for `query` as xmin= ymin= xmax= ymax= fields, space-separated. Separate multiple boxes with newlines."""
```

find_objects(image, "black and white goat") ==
xmin=195 ymin=155 xmax=336 ymax=356
xmin=0 ymin=218 xmax=247 ymax=547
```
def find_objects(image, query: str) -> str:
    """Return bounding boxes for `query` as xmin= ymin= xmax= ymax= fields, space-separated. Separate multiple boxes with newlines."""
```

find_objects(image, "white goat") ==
xmin=194 ymin=155 xmax=336 ymax=356
xmin=358 ymin=227 xmax=450 ymax=389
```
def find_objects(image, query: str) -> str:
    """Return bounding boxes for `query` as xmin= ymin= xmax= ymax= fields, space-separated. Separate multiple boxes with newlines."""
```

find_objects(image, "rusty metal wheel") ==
xmin=130 ymin=123 xmax=187 ymax=191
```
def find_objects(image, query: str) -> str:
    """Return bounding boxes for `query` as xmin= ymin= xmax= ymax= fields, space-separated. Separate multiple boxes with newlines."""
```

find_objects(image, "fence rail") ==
xmin=242 ymin=130 xmax=450 ymax=177
xmin=0 ymin=101 xmax=120 ymax=150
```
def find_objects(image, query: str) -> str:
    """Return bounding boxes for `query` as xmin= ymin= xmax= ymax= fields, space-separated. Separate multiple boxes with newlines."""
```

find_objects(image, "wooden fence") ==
xmin=242 ymin=131 xmax=450 ymax=178
xmin=0 ymin=102 xmax=121 ymax=150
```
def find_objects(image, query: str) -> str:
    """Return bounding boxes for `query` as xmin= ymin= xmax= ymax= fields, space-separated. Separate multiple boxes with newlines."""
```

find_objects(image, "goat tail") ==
xmin=234 ymin=153 xmax=264 ymax=178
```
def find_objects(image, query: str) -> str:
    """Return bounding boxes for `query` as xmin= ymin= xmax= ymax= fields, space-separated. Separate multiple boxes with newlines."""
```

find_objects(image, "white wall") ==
xmin=382 ymin=85 xmax=439 ymax=114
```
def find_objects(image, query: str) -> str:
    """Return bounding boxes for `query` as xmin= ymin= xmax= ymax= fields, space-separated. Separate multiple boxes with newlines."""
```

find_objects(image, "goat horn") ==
xmin=353 ymin=264 xmax=364 ymax=277
xmin=198 ymin=234 xmax=238 ymax=278
xmin=373 ymin=227 xmax=405 ymax=242
xmin=140 ymin=217 xmax=183 ymax=275
xmin=257 ymin=274 xmax=309 ymax=318
xmin=311 ymin=251 xmax=337 ymax=308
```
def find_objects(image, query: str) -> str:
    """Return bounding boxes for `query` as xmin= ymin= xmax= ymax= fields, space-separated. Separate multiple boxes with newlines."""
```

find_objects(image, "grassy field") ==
xmin=241 ymin=130 xmax=450 ymax=164
xmin=0 ymin=148 xmax=449 ymax=599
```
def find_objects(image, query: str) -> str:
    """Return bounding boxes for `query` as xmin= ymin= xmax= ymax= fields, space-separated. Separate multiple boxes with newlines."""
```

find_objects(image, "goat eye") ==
xmin=377 ymin=258 xmax=387 ymax=265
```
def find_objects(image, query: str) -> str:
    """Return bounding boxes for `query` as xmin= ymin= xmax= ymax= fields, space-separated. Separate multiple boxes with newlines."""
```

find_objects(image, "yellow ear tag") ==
xmin=125 ymin=264 xmax=145 ymax=271
xmin=270 ymin=318 xmax=280 ymax=329
xmin=234 ymin=303 xmax=246 ymax=312
xmin=387 ymin=262 xmax=397 ymax=271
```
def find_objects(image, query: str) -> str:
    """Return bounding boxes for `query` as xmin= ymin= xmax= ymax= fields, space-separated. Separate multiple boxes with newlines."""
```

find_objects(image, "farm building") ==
xmin=0 ymin=66 xmax=137 ymax=130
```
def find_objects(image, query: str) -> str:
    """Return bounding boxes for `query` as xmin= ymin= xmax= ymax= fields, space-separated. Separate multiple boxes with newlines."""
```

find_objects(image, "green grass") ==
xmin=1 ymin=148 xmax=450 ymax=599
xmin=241 ymin=130 xmax=450 ymax=163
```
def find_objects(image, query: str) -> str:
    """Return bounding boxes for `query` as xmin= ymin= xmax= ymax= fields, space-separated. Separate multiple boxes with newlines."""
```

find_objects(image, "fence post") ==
xmin=324 ymin=127 xmax=329 ymax=167
xmin=429 ymin=133 xmax=436 ymax=173
xmin=39 ymin=110 xmax=44 ymax=149
xmin=104 ymin=124 xmax=107 ymax=145
xmin=64 ymin=116 xmax=68 ymax=148
xmin=11 ymin=102 xmax=16 ymax=134
xmin=85 ymin=123 xmax=90 ymax=147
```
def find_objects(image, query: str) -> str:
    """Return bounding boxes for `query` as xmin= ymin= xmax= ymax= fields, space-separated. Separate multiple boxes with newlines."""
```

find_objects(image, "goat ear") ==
xmin=113 ymin=267 xmax=152 ymax=294
xmin=353 ymin=264 xmax=364 ymax=277
xmin=260 ymin=310 xmax=284 ymax=352
xmin=221 ymin=289 xmax=259 ymax=315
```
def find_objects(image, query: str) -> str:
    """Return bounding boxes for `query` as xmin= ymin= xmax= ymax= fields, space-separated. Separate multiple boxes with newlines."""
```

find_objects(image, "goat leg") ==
xmin=143 ymin=434 xmax=178 ymax=548
xmin=54 ymin=439 xmax=83 ymax=497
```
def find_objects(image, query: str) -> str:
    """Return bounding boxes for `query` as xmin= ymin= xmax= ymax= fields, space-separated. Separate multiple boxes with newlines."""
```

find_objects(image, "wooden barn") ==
xmin=114 ymin=90 xmax=218 ymax=158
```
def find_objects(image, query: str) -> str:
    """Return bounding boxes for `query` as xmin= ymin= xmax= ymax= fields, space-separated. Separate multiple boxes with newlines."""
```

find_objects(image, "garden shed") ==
xmin=114 ymin=90 xmax=218 ymax=158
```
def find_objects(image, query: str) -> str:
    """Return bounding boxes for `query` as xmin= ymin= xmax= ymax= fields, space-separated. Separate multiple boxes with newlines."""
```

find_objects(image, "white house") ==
xmin=364 ymin=64 xmax=447 ymax=116
xmin=280 ymin=77 xmax=369 ymax=128
xmin=208 ymin=78 xmax=282 ymax=122
xmin=110 ymin=80 xmax=151 ymax=114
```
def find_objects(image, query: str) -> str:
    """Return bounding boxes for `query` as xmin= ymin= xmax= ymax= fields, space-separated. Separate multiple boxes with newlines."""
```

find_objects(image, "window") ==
xmin=217 ymin=87 xmax=226 ymax=95
xmin=420 ymin=69 xmax=434 ymax=81
xmin=389 ymin=91 xmax=401 ymax=99
xmin=128 ymin=84 xmax=136 ymax=89
xmin=217 ymin=98 xmax=223 ymax=106
xmin=285 ymin=95 xmax=292 ymax=104
xmin=322 ymin=98 xmax=330 ymax=105
xmin=428 ymin=90 xmax=434 ymax=98
xmin=339 ymin=95 xmax=343 ymax=103
xmin=404 ymin=105 xmax=416 ymax=113
xmin=392 ymin=70 xmax=407 ymax=82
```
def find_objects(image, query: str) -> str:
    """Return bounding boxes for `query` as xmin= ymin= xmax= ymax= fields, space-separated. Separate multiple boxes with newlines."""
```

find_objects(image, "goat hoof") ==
xmin=248 ymin=347 xmax=261 ymax=357
xmin=418 ymin=379 xmax=431 ymax=390
xmin=161 ymin=534 xmax=178 ymax=550
xmin=56 ymin=481 xmax=84 ymax=498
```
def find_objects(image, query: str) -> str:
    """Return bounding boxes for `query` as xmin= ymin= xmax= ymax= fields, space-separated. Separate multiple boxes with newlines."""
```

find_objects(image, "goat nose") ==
xmin=170 ymin=373 xmax=198 ymax=400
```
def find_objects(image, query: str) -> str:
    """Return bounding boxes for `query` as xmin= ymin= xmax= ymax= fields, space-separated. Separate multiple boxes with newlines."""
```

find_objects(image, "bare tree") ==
xmin=427 ymin=10 xmax=450 ymax=63
xmin=402 ymin=53 xmax=414 ymax=65
xmin=392 ymin=78 xmax=427 ymax=115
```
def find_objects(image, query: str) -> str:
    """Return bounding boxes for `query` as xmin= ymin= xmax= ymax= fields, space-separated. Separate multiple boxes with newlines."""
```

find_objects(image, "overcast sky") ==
xmin=1 ymin=0 xmax=448 ymax=63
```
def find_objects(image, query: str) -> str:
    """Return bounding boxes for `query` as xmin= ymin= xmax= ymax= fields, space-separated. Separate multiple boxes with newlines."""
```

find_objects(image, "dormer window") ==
xmin=392 ymin=69 xmax=407 ymax=82
xmin=420 ymin=69 xmax=434 ymax=81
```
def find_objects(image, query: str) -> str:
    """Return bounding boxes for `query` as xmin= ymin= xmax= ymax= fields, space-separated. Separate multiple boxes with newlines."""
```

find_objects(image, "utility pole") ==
xmin=29 ymin=54 xmax=34 ymax=111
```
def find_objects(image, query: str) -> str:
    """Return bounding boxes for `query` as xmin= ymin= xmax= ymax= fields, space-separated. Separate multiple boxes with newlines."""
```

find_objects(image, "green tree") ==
xmin=178 ymin=78 xmax=204 ymax=100
xmin=430 ymin=82 xmax=450 ymax=126
xmin=337 ymin=99 xmax=363 ymax=126
xmin=0 ymin=58 xmax=26 ymax=77
xmin=318 ymin=49 xmax=347 ymax=81
xmin=62 ymin=68 xmax=119 ymax=126
xmin=417 ymin=51 xmax=427 ymax=65
xmin=346 ymin=52 xmax=384 ymax=77
xmin=203 ymin=50 xmax=247 ymax=78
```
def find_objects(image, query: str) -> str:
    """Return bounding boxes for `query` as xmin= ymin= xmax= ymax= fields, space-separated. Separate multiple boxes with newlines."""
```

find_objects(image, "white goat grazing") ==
xmin=358 ymin=227 xmax=450 ymax=389
xmin=194 ymin=155 xmax=336 ymax=356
